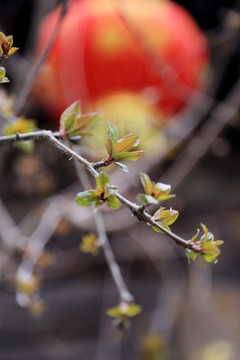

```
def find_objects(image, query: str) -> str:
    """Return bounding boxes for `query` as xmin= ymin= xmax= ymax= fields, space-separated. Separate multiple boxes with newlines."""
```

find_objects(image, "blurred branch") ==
xmin=94 ymin=270 xmax=122 ymax=360
xmin=13 ymin=0 xmax=71 ymax=116
xmin=0 ymin=198 xmax=21 ymax=250
xmin=94 ymin=210 xmax=134 ymax=303
xmin=19 ymin=202 xmax=63 ymax=266
xmin=74 ymin=158 xmax=134 ymax=303
xmin=161 ymin=77 xmax=240 ymax=189
xmin=115 ymin=1 xmax=210 ymax=107
xmin=15 ymin=199 xmax=65 ymax=308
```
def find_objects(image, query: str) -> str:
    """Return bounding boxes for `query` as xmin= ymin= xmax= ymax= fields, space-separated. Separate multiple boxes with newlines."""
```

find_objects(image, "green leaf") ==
xmin=3 ymin=117 xmax=36 ymax=153
xmin=3 ymin=117 xmax=36 ymax=154
xmin=0 ymin=32 xmax=18 ymax=58
xmin=107 ymin=122 xmax=118 ymax=143
xmin=106 ymin=306 xmax=123 ymax=318
xmin=68 ymin=112 xmax=96 ymax=137
xmin=126 ymin=303 xmax=142 ymax=317
xmin=152 ymin=224 xmax=171 ymax=233
xmin=104 ymin=183 xmax=118 ymax=197
xmin=0 ymin=66 xmax=9 ymax=83
xmin=105 ymin=125 xmax=143 ymax=164
xmin=185 ymin=249 xmax=198 ymax=262
xmin=153 ymin=183 xmax=175 ymax=201
xmin=115 ymin=134 xmax=140 ymax=153
xmin=201 ymin=223 xmax=208 ymax=236
xmin=153 ymin=207 xmax=179 ymax=228
xmin=59 ymin=101 xmax=95 ymax=138
xmin=106 ymin=138 xmax=116 ymax=157
xmin=200 ymin=230 xmax=215 ymax=243
xmin=7 ymin=46 xmax=18 ymax=56
xmin=189 ymin=229 xmax=200 ymax=242
xmin=152 ymin=207 xmax=179 ymax=232
xmin=114 ymin=151 xmax=143 ymax=162
xmin=198 ymin=223 xmax=223 ymax=263
xmin=6 ymin=35 xmax=13 ymax=47
xmin=140 ymin=172 xmax=152 ymax=195
xmin=114 ymin=162 xmax=128 ymax=172
xmin=75 ymin=190 xmax=99 ymax=207
xmin=3 ymin=117 xmax=36 ymax=136
xmin=214 ymin=240 xmax=224 ymax=246
xmin=200 ymin=223 xmax=215 ymax=242
xmin=201 ymin=242 xmax=220 ymax=263
xmin=137 ymin=194 xmax=159 ymax=205
xmin=106 ymin=195 xmax=121 ymax=210
xmin=107 ymin=302 xmax=142 ymax=318
xmin=140 ymin=173 xmax=174 ymax=202
xmin=96 ymin=171 xmax=110 ymax=192
xmin=94 ymin=199 xmax=104 ymax=211
xmin=79 ymin=233 xmax=99 ymax=255
xmin=15 ymin=140 xmax=34 ymax=154
xmin=60 ymin=100 xmax=81 ymax=131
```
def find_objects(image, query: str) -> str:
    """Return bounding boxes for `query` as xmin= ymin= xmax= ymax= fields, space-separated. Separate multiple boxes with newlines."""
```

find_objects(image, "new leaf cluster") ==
xmin=75 ymin=171 xmax=121 ymax=210
xmin=59 ymin=100 xmax=96 ymax=139
xmin=186 ymin=224 xmax=223 ymax=264
xmin=105 ymin=123 xmax=143 ymax=171
xmin=0 ymin=32 xmax=18 ymax=83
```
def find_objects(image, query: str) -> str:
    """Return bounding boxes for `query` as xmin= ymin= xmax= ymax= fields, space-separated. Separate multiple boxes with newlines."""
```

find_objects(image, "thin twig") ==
xmin=74 ymin=157 xmax=134 ymax=303
xmin=0 ymin=129 xmax=98 ymax=177
xmin=115 ymin=193 xmax=198 ymax=250
xmin=94 ymin=210 xmax=134 ymax=303
xmin=20 ymin=202 xmax=63 ymax=266
xmin=15 ymin=200 xmax=66 ymax=308
xmin=0 ymin=129 xmax=201 ymax=253
xmin=0 ymin=198 xmax=21 ymax=250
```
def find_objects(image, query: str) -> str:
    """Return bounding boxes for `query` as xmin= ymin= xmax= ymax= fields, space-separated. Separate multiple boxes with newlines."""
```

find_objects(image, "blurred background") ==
xmin=0 ymin=0 xmax=240 ymax=359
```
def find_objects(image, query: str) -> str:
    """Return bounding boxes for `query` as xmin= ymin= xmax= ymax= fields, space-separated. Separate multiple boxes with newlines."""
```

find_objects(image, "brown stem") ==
xmin=0 ymin=130 xmax=200 ymax=252
xmin=115 ymin=193 xmax=199 ymax=252
xmin=0 ymin=130 xmax=98 ymax=177
xmin=93 ymin=156 xmax=113 ymax=169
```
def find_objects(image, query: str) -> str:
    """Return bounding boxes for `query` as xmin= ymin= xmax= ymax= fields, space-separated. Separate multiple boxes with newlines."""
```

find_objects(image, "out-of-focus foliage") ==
xmin=107 ymin=301 xmax=142 ymax=318
xmin=59 ymin=100 xmax=96 ymax=139
xmin=3 ymin=117 xmax=36 ymax=153
xmin=0 ymin=32 xmax=18 ymax=60
xmin=79 ymin=233 xmax=100 ymax=255
xmin=0 ymin=66 xmax=9 ymax=83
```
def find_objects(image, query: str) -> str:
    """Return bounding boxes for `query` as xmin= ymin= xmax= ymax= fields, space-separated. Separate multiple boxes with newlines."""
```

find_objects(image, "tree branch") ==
xmin=115 ymin=193 xmax=198 ymax=251
xmin=94 ymin=210 xmax=134 ymax=303
xmin=0 ymin=129 xmax=201 ymax=253
xmin=0 ymin=130 xmax=98 ymax=177
xmin=74 ymin=157 xmax=134 ymax=303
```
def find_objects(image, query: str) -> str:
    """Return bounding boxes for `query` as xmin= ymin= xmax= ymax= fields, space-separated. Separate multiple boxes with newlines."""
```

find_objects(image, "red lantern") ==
xmin=33 ymin=0 xmax=209 ymax=124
